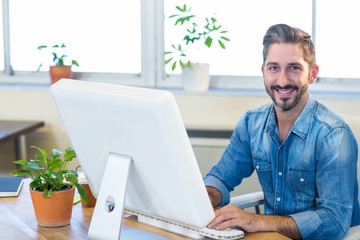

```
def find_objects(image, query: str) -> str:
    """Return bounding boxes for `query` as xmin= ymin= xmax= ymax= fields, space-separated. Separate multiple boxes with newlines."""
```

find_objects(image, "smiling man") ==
xmin=204 ymin=24 xmax=360 ymax=239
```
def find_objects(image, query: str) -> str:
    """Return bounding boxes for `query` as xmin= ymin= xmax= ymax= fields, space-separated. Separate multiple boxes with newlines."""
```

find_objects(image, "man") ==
xmin=204 ymin=23 xmax=360 ymax=239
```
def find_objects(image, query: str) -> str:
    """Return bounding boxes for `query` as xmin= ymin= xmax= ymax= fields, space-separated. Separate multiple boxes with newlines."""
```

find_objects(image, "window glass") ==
xmin=316 ymin=0 xmax=360 ymax=78
xmin=9 ymin=0 xmax=141 ymax=73
xmin=0 ymin=3 xmax=3 ymax=71
xmin=164 ymin=0 xmax=312 ymax=76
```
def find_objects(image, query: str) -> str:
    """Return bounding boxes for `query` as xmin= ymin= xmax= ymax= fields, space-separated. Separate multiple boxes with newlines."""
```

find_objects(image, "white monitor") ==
xmin=50 ymin=79 xmax=215 ymax=239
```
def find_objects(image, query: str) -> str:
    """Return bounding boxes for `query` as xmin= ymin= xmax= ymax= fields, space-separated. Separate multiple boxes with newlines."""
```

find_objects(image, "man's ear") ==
xmin=309 ymin=65 xmax=319 ymax=84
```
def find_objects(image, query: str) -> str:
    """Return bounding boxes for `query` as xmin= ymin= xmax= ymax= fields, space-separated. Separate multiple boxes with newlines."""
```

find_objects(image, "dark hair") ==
xmin=262 ymin=24 xmax=316 ymax=68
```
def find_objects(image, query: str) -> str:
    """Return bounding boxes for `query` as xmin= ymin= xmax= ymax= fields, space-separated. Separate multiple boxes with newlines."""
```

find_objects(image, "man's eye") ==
xmin=290 ymin=65 xmax=301 ymax=72
xmin=269 ymin=66 xmax=278 ymax=71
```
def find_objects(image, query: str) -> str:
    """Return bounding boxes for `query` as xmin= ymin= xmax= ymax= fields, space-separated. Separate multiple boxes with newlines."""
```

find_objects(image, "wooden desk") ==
xmin=0 ymin=120 xmax=45 ymax=160
xmin=0 ymin=180 xmax=290 ymax=240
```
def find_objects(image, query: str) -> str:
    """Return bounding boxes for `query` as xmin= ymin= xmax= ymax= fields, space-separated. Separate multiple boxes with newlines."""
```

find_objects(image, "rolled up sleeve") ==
xmin=204 ymin=175 xmax=231 ymax=207
xmin=291 ymin=207 xmax=349 ymax=240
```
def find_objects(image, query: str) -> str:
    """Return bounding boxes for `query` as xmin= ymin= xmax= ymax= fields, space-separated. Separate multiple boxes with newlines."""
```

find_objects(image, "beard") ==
xmin=266 ymin=84 xmax=308 ymax=111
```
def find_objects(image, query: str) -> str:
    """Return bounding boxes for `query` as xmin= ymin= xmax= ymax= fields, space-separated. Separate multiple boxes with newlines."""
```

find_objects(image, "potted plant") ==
xmin=37 ymin=43 xmax=79 ymax=84
xmin=164 ymin=3 xmax=230 ymax=91
xmin=10 ymin=146 xmax=88 ymax=227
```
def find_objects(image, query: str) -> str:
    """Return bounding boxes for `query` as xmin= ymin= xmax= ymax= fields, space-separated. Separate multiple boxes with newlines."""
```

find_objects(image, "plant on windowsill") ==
xmin=10 ymin=146 xmax=88 ymax=227
xmin=164 ymin=3 xmax=230 ymax=92
xmin=37 ymin=43 xmax=80 ymax=84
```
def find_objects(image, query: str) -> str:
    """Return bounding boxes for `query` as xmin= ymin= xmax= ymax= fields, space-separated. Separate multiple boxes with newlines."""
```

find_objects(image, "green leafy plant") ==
xmin=10 ymin=146 xmax=87 ymax=203
xmin=164 ymin=4 xmax=230 ymax=71
xmin=37 ymin=43 xmax=79 ymax=71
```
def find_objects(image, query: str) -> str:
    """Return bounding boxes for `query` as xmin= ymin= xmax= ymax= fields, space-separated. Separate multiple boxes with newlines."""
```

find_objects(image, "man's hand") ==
xmin=207 ymin=204 xmax=301 ymax=239
xmin=207 ymin=204 xmax=262 ymax=232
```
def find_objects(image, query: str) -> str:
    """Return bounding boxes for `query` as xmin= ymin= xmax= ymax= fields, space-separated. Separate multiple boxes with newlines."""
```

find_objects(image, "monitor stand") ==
xmin=88 ymin=152 xmax=132 ymax=240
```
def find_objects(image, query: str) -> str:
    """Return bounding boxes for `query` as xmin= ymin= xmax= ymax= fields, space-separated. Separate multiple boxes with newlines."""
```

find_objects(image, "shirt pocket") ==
xmin=254 ymin=158 xmax=273 ymax=193
xmin=288 ymin=168 xmax=316 ymax=204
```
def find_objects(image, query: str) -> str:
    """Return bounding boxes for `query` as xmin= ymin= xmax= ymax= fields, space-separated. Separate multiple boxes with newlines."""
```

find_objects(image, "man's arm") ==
xmin=207 ymin=203 xmax=301 ymax=239
xmin=206 ymin=186 xmax=222 ymax=208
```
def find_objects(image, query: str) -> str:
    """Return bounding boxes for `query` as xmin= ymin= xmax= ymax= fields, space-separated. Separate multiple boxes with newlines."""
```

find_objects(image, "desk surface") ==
xmin=0 ymin=179 xmax=290 ymax=240
xmin=0 ymin=120 xmax=45 ymax=144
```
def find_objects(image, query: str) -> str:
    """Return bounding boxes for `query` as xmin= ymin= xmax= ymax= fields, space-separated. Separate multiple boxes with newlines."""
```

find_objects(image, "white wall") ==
xmin=0 ymin=87 xmax=71 ymax=172
xmin=1 ymin=85 xmax=360 ymax=196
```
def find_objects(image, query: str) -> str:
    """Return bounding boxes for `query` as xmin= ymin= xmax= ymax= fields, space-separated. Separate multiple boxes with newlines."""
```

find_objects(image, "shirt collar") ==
xmin=291 ymin=95 xmax=316 ymax=139
xmin=266 ymin=95 xmax=317 ymax=140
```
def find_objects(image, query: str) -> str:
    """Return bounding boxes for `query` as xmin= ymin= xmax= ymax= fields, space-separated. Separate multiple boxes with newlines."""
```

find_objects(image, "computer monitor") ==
xmin=50 ymin=79 xmax=215 ymax=239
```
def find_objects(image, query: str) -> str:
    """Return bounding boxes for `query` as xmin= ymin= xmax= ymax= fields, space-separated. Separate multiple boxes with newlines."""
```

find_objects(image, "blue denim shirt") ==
xmin=204 ymin=96 xmax=360 ymax=239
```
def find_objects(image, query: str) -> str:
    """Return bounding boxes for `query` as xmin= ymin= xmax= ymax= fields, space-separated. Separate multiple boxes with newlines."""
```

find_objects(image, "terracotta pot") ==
xmin=49 ymin=66 xmax=73 ymax=84
xmin=80 ymin=183 xmax=97 ymax=207
xmin=29 ymin=186 xmax=75 ymax=227
xmin=77 ymin=171 xmax=97 ymax=207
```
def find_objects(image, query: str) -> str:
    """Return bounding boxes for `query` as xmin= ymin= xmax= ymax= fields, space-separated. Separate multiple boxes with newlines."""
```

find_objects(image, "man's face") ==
xmin=262 ymin=43 xmax=317 ymax=112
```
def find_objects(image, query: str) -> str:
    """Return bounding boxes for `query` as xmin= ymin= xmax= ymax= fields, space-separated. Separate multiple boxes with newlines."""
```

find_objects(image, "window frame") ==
xmin=1 ymin=0 xmax=360 ymax=96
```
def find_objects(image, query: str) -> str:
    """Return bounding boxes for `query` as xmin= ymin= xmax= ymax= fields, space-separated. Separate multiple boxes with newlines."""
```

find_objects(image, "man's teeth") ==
xmin=278 ymin=89 xmax=292 ymax=93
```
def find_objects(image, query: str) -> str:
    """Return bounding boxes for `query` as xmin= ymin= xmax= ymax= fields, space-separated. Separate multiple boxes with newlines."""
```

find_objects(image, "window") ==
xmin=0 ymin=2 xmax=4 ymax=71
xmin=8 ymin=0 xmax=141 ymax=76
xmin=316 ymin=0 xmax=360 ymax=79
xmin=164 ymin=0 xmax=312 ymax=76
xmin=1 ymin=0 xmax=360 ymax=90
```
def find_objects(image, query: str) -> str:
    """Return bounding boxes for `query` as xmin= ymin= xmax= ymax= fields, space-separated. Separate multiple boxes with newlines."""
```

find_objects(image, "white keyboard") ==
xmin=198 ymin=226 xmax=244 ymax=239
xmin=125 ymin=208 xmax=244 ymax=239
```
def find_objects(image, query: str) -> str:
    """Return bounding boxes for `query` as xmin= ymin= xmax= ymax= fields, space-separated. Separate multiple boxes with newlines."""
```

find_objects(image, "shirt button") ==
xmin=278 ymin=172 xmax=283 ymax=176
xmin=276 ymin=197 xmax=281 ymax=202
xmin=256 ymin=165 xmax=259 ymax=170
xmin=300 ymin=178 xmax=305 ymax=183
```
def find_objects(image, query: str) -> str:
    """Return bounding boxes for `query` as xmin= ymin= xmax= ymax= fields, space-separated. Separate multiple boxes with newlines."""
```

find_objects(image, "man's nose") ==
xmin=277 ymin=69 xmax=289 ymax=86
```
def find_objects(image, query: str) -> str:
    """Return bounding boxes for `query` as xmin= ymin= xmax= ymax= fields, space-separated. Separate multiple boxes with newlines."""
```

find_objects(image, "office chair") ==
xmin=230 ymin=191 xmax=264 ymax=214
xmin=229 ymin=114 xmax=360 ymax=240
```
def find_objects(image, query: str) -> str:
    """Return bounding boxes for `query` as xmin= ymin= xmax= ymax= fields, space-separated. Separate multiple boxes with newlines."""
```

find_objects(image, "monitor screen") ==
xmin=50 ymin=79 xmax=215 ymax=239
